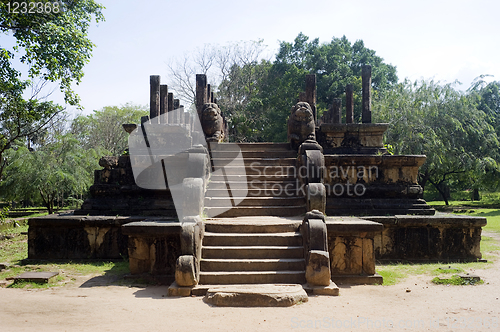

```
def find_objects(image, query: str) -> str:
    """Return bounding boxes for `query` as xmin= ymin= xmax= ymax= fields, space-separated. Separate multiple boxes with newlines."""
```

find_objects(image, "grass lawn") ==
xmin=378 ymin=202 xmax=500 ymax=285
xmin=0 ymin=224 xmax=130 ymax=289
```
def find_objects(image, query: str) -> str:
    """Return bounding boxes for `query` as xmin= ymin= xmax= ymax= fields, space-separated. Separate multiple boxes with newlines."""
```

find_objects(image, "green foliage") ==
xmin=373 ymin=79 xmax=500 ymax=204
xmin=0 ymin=0 xmax=105 ymax=105
xmin=0 ymin=0 xmax=104 ymax=182
xmin=215 ymin=33 xmax=398 ymax=142
xmin=71 ymin=103 xmax=148 ymax=155
xmin=0 ymin=204 xmax=9 ymax=222
xmin=432 ymin=275 xmax=483 ymax=286
xmin=1 ymin=133 xmax=98 ymax=213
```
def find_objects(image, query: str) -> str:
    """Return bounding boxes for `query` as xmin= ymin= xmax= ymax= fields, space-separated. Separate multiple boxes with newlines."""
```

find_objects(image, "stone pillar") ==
xmin=160 ymin=85 xmax=168 ymax=124
xmin=167 ymin=92 xmax=174 ymax=124
xmin=362 ymin=65 xmax=372 ymax=123
xmin=196 ymin=74 xmax=207 ymax=119
xmin=305 ymin=74 xmax=317 ymax=123
xmin=332 ymin=98 xmax=342 ymax=124
xmin=150 ymin=75 xmax=160 ymax=124
xmin=173 ymin=99 xmax=180 ymax=123
xmin=345 ymin=84 xmax=354 ymax=124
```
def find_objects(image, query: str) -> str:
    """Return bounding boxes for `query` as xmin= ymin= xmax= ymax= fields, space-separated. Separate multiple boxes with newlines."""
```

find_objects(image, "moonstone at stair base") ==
xmin=204 ymin=284 xmax=308 ymax=307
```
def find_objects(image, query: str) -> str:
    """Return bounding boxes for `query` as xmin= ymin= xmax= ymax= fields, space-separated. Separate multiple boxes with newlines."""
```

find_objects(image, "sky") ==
xmin=5 ymin=0 xmax=500 ymax=116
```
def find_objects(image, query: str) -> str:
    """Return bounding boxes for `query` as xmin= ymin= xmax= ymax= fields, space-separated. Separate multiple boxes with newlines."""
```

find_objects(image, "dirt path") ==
xmin=1 ymin=257 xmax=499 ymax=332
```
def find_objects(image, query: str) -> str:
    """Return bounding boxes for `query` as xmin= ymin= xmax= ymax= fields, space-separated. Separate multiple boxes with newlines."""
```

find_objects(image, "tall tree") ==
xmin=1 ymin=133 xmax=98 ymax=213
xmin=0 ymin=0 xmax=104 ymax=181
xmin=374 ymin=79 xmax=500 ymax=204
xmin=248 ymin=33 xmax=398 ymax=141
xmin=71 ymin=103 xmax=148 ymax=156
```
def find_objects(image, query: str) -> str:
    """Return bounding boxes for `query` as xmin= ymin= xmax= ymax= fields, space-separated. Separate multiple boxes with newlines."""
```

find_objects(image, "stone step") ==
xmin=209 ymin=142 xmax=292 ymax=152
xmin=206 ymin=188 xmax=304 ymax=198
xmin=205 ymin=206 xmax=306 ymax=217
xmin=205 ymin=196 xmax=306 ymax=207
xmin=210 ymin=165 xmax=296 ymax=176
xmin=210 ymin=150 xmax=297 ymax=158
xmin=209 ymin=174 xmax=297 ymax=182
xmin=199 ymin=271 xmax=306 ymax=284
xmin=203 ymin=232 xmax=303 ymax=246
xmin=204 ymin=220 xmax=302 ymax=234
xmin=210 ymin=157 xmax=296 ymax=166
xmin=200 ymin=258 xmax=306 ymax=272
xmin=206 ymin=180 xmax=298 ymax=190
xmin=202 ymin=246 xmax=304 ymax=259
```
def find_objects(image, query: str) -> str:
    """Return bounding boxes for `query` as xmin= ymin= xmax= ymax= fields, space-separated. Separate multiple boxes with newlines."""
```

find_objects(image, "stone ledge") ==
xmin=331 ymin=274 xmax=383 ymax=285
xmin=122 ymin=220 xmax=182 ymax=236
xmin=320 ymin=123 xmax=389 ymax=133
xmin=28 ymin=215 xmax=148 ymax=227
xmin=361 ymin=214 xmax=487 ymax=227
xmin=326 ymin=217 xmax=384 ymax=234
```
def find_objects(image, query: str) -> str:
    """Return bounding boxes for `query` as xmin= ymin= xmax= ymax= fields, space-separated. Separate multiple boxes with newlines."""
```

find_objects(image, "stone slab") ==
xmin=303 ymin=281 xmax=339 ymax=296
xmin=13 ymin=272 xmax=59 ymax=283
xmin=326 ymin=217 xmax=384 ymax=234
xmin=167 ymin=281 xmax=192 ymax=297
xmin=331 ymin=274 xmax=383 ymax=285
xmin=204 ymin=284 xmax=308 ymax=307
xmin=122 ymin=220 xmax=182 ymax=236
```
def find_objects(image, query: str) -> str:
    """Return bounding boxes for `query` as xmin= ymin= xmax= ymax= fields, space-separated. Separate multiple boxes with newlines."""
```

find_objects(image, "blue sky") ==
xmin=4 ymin=0 xmax=500 ymax=115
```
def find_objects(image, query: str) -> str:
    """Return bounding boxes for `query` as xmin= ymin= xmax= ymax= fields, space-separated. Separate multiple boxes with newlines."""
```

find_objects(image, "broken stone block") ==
xmin=306 ymin=250 xmax=331 ymax=286
xmin=13 ymin=272 xmax=59 ymax=283
xmin=204 ymin=284 xmax=308 ymax=307
xmin=175 ymin=255 xmax=197 ymax=287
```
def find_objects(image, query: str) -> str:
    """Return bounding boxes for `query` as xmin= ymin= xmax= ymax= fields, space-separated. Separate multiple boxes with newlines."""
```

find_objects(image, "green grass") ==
xmin=1 ymin=224 xmax=130 ymax=289
xmin=432 ymin=275 xmax=483 ymax=286
xmin=377 ymin=260 xmax=493 ymax=286
xmin=377 ymin=206 xmax=500 ymax=285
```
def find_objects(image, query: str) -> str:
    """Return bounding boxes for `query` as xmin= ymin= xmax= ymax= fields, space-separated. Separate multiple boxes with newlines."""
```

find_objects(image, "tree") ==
xmin=0 ymin=0 xmax=104 ymax=181
xmin=237 ymin=33 xmax=398 ymax=142
xmin=166 ymin=40 xmax=268 ymax=110
xmin=373 ymin=79 xmax=500 ymax=204
xmin=1 ymin=133 xmax=98 ymax=213
xmin=71 ymin=103 xmax=148 ymax=156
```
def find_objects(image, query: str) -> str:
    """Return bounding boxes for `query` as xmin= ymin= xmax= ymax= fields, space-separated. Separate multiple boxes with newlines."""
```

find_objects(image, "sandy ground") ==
xmin=1 ymin=234 xmax=499 ymax=332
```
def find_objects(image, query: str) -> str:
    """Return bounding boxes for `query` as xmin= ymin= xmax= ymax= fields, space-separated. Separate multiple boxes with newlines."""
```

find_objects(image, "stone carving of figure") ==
xmin=201 ymin=103 xmax=225 ymax=142
xmin=287 ymin=101 xmax=316 ymax=149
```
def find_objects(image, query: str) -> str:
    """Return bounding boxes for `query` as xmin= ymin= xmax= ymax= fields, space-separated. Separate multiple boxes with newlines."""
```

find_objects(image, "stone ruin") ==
xmin=27 ymin=68 xmax=487 ymax=302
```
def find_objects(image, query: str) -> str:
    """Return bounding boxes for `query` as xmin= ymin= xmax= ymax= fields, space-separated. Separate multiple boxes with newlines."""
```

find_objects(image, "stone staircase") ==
xmin=204 ymin=143 xmax=306 ymax=218
xmin=199 ymin=219 xmax=306 ymax=284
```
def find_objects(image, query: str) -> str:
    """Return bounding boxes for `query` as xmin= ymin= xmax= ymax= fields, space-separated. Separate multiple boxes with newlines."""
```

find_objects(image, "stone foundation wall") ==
xmin=75 ymin=155 xmax=178 ymax=217
xmin=326 ymin=218 xmax=383 ymax=284
xmin=122 ymin=221 xmax=181 ymax=277
xmin=27 ymin=215 xmax=146 ymax=259
xmin=363 ymin=215 xmax=487 ymax=262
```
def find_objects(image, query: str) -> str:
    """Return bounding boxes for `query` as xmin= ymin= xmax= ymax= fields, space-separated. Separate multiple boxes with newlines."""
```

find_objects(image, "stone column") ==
xmin=173 ymin=99 xmax=180 ymax=123
xmin=150 ymin=75 xmax=160 ymax=124
xmin=167 ymin=92 xmax=174 ymax=124
xmin=160 ymin=84 xmax=168 ymax=124
xmin=305 ymin=74 xmax=317 ymax=123
xmin=362 ymin=65 xmax=372 ymax=123
xmin=332 ymin=98 xmax=342 ymax=124
xmin=345 ymin=84 xmax=354 ymax=124
xmin=196 ymin=74 xmax=207 ymax=119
